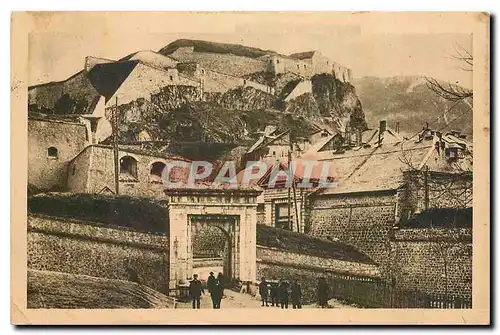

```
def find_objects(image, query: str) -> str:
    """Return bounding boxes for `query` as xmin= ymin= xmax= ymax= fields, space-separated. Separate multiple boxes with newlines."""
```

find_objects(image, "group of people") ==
xmin=258 ymin=277 xmax=303 ymax=309
xmin=188 ymin=273 xmax=331 ymax=309
xmin=188 ymin=272 xmax=225 ymax=309
xmin=259 ymin=277 xmax=332 ymax=309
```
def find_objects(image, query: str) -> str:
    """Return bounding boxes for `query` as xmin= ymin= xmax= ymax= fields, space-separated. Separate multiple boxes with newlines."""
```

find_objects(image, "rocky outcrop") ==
xmin=311 ymin=74 xmax=368 ymax=131
xmin=284 ymin=93 xmax=322 ymax=121
xmin=205 ymin=86 xmax=275 ymax=111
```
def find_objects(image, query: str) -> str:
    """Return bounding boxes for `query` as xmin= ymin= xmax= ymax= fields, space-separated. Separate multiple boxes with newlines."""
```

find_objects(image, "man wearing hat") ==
xmin=188 ymin=274 xmax=204 ymax=309
xmin=207 ymin=271 xmax=216 ymax=295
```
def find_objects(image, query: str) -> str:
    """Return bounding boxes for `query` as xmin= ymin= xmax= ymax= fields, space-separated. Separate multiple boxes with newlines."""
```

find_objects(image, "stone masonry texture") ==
xmin=28 ymin=215 xmax=170 ymax=294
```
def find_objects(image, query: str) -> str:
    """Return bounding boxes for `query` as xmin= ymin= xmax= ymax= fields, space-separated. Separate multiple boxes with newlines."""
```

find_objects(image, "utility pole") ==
xmin=288 ymin=138 xmax=300 ymax=233
xmin=113 ymin=96 xmax=120 ymax=195
xmin=423 ymin=165 xmax=429 ymax=210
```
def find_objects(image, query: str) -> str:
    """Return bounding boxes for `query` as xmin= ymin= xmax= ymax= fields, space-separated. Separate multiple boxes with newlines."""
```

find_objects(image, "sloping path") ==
xmin=175 ymin=289 xmax=352 ymax=309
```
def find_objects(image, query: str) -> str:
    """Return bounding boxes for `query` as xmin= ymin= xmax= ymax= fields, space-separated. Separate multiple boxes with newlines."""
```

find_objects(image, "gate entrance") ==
xmin=190 ymin=215 xmax=236 ymax=280
xmin=165 ymin=187 xmax=260 ymax=290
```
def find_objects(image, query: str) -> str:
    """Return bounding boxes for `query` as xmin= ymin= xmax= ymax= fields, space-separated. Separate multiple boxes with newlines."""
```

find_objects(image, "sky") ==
xmin=27 ymin=12 xmax=473 ymax=88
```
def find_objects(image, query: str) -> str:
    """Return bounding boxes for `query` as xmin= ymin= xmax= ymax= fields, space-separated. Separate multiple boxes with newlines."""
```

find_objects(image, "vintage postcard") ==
xmin=11 ymin=11 xmax=490 ymax=325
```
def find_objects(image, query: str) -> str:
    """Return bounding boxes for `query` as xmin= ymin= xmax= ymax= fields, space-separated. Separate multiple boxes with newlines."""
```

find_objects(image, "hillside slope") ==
xmin=353 ymin=76 xmax=473 ymax=136
xmin=28 ymin=269 xmax=174 ymax=309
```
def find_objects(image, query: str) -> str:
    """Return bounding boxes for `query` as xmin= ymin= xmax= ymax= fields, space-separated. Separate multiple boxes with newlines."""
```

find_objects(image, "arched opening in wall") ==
xmin=120 ymin=156 xmax=138 ymax=181
xmin=191 ymin=224 xmax=231 ymax=282
xmin=150 ymin=161 xmax=166 ymax=183
xmin=47 ymin=147 xmax=58 ymax=159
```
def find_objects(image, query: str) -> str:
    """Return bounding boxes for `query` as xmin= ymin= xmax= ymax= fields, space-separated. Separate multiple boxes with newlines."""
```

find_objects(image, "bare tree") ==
xmin=425 ymin=43 xmax=473 ymax=104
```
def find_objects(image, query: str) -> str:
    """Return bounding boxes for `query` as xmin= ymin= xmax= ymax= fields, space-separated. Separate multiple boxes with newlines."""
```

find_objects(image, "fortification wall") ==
xmin=28 ymin=214 xmax=170 ymax=294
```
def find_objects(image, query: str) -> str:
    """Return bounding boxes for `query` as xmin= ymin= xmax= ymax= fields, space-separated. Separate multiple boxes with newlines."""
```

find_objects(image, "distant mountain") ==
xmin=353 ymin=76 xmax=473 ymax=137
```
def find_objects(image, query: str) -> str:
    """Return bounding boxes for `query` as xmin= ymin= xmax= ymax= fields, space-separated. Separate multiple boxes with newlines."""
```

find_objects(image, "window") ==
xmin=276 ymin=59 xmax=280 ymax=64
xmin=275 ymin=203 xmax=292 ymax=230
xmin=297 ymin=64 xmax=300 ymax=70
xmin=72 ymin=164 xmax=76 ymax=175
xmin=150 ymin=161 xmax=166 ymax=183
xmin=169 ymin=75 xmax=173 ymax=81
xmin=304 ymin=64 xmax=307 ymax=69
xmin=47 ymin=147 xmax=58 ymax=159
xmin=120 ymin=156 xmax=138 ymax=181
xmin=243 ymin=79 xmax=247 ymax=85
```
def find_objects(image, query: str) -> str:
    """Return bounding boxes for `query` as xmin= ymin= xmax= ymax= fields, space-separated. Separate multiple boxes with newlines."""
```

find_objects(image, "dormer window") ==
xmin=47 ymin=147 xmax=58 ymax=160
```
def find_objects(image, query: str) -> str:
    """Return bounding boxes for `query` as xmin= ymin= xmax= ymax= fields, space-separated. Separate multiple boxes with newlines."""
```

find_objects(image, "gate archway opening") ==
xmin=191 ymin=223 xmax=232 ymax=281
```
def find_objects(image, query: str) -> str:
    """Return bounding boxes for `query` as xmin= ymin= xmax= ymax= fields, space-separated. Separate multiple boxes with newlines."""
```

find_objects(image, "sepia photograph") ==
xmin=11 ymin=11 xmax=490 ymax=325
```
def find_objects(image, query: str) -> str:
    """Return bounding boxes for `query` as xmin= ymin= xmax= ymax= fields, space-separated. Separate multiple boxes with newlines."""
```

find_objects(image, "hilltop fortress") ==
xmin=28 ymin=39 xmax=353 ymax=113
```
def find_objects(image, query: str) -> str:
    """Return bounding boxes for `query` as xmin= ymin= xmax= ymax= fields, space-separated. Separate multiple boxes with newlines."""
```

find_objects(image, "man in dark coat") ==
xmin=291 ymin=279 xmax=302 ymax=309
xmin=211 ymin=273 xmax=225 ymax=309
xmin=207 ymin=272 xmax=216 ymax=294
xmin=258 ymin=277 xmax=269 ymax=307
xmin=188 ymin=274 xmax=204 ymax=309
xmin=317 ymin=277 xmax=329 ymax=308
xmin=269 ymin=282 xmax=279 ymax=307
xmin=278 ymin=280 xmax=289 ymax=309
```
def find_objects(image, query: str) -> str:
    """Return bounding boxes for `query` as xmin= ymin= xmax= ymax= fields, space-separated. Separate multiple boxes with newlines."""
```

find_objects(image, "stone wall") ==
xmin=201 ymin=69 xmax=274 ymax=94
xmin=28 ymin=215 xmax=170 ymax=294
xmin=310 ymin=191 xmax=397 ymax=263
xmin=256 ymin=245 xmax=380 ymax=303
xmin=108 ymin=63 xmax=199 ymax=107
xmin=390 ymin=228 xmax=472 ymax=298
xmin=170 ymin=48 xmax=268 ymax=77
xmin=67 ymin=145 xmax=190 ymax=198
xmin=309 ymin=190 xmax=472 ymax=299
xmin=28 ymin=71 xmax=99 ymax=112
xmin=28 ymin=118 xmax=89 ymax=191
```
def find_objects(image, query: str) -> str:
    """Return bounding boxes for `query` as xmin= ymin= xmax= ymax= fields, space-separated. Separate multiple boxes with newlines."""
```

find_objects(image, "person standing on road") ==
xmin=210 ymin=278 xmax=222 ymax=309
xmin=269 ymin=281 xmax=279 ymax=307
xmin=278 ymin=280 xmax=289 ymax=309
xmin=207 ymin=272 xmax=216 ymax=294
xmin=317 ymin=277 xmax=329 ymax=308
xmin=258 ymin=277 xmax=269 ymax=307
xmin=211 ymin=272 xmax=225 ymax=309
xmin=188 ymin=274 xmax=204 ymax=309
xmin=291 ymin=279 xmax=302 ymax=309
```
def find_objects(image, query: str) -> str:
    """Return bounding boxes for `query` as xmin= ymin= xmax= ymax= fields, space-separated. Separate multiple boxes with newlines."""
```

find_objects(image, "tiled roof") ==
xmin=313 ymin=132 xmax=472 ymax=195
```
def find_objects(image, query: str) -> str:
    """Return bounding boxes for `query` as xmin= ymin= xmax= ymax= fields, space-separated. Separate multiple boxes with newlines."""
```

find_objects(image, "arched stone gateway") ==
xmin=165 ymin=187 xmax=261 ymax=290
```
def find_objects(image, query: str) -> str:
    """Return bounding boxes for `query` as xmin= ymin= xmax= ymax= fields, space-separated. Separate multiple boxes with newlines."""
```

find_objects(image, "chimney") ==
xmin=82 ymin=115 xmax=102 ymax=144
xmin=378 ymin=120 xmax=387 ymax=145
